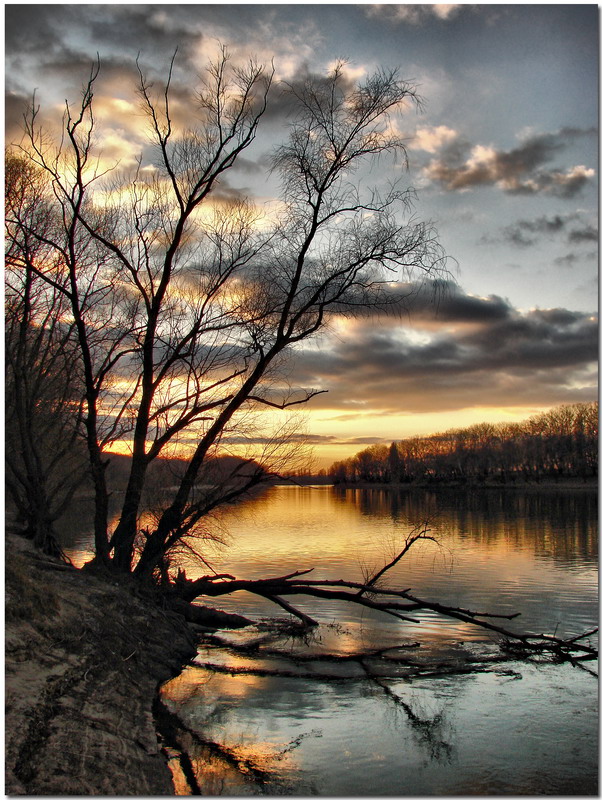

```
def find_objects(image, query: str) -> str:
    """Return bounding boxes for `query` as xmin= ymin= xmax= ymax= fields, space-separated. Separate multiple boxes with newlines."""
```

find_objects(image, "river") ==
xmin=59 ymin=485 xmax=598 ymax=795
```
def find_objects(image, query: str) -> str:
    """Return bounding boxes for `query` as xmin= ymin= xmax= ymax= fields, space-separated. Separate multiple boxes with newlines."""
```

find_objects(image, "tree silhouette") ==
xmin=5 ymin=154 xmax=88 ymax=556
xmin=329 ymin=403 xmax=598 ymax=485
xmin=8 ymin=52 xmax=598 ymax=660
xmin=13 ymin=49 xmax=446 ymax=581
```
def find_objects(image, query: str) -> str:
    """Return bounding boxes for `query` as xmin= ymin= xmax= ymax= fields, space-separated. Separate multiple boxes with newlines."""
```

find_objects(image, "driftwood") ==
xmin=169 ymin=526 xmax=598 ymax=664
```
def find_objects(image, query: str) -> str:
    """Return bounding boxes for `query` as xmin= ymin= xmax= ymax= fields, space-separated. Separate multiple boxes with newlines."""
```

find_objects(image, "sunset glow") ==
xmin=6 ymin=5 xmax=597 ymax=471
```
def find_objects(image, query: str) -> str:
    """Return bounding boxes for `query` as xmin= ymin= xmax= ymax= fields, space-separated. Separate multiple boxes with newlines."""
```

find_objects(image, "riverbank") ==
xmin=5 ymin=533 xmax=200 ymax=795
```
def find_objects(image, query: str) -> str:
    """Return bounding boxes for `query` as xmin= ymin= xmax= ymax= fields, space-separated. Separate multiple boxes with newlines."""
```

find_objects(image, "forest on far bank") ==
xmin=327 ymin=403 xmax=598 ymax=486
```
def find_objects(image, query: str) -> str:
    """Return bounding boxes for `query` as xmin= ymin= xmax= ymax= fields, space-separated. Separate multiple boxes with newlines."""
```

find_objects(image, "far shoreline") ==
xmin=280 ymin=477 xmax=598 ymax=492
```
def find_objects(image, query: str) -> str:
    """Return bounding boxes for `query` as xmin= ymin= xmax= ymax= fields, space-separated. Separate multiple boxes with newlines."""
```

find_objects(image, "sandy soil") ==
xmin=5 ymin=533 xmax=199 ymax=795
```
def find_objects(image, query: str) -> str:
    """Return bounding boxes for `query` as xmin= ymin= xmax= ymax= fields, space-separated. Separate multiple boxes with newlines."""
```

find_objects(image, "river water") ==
xmin=60 ymin=485 xmax=598 ymax=795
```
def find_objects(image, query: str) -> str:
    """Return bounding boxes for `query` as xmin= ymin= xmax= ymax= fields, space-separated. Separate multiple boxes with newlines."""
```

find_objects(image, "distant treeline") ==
xmin=328 ymin=403 xmax=598 ymax=485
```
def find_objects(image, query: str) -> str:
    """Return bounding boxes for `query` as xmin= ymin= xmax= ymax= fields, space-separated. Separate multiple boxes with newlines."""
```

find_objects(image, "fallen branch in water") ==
xmin=168 ymin=524 xmax=598 ymax=664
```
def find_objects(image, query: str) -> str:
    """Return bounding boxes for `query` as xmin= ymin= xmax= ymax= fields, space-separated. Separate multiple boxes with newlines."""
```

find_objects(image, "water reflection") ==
xmin=333 ymin=486 xmax=598 ymax=565
xmin=155 ymin=487 xmax=598 ymax=796
xmin=57 ymin=486 xmax=598 ymax=639
xmin=368 ymin=677 xmax=455 ymax=764
xmin=176 ymin=486 xmax=597 ymax=643
xmin=57 ymin=485 xmax=598 ymax=571
xmin=160 ymin=629 xmax=598 ymax=796
xmin=57 ymin=486 xmax=598 ymax=795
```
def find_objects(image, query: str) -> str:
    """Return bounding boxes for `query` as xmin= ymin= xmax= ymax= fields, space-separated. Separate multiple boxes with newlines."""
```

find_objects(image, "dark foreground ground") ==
xmin=5 ymin=533 xmax=198 ymax=795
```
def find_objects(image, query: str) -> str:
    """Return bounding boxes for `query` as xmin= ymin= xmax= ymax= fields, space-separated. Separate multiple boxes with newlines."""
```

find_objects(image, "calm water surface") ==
xmin=60 ymin=486 xmax=598 ymax=795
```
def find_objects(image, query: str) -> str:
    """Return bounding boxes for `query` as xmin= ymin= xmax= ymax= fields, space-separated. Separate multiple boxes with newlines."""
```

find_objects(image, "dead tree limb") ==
xmin=165 ymin=524 xmax=596 ymax=663
xmin=170 ymin=570 xmax=597 ymax=662
xmin=358 ymin=522 xmax=439 ymax=597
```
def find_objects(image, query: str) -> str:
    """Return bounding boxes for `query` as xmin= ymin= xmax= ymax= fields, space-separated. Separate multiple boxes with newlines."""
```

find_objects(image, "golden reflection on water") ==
xmin=162 ymin=668 xmax=306 ymax=795
xmin=59 ymin=485 xmax=597 ymax=571
xmin=168 ymin=486 xmax=597 ymax=645
xmin=157 ymin=487 xmax=598 ymax=796
xmin=60 ymin=486 xmax=598 ymax=642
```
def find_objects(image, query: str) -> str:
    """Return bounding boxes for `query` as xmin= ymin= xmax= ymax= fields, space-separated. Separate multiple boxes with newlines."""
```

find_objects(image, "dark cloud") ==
xmin=5 ymin=91 xmax=30 ymax=143
xmin=553 ymin=250 xmax=598 ymax=268
xmin=553 ymin=253 xmax=579 ymax=268
xmin=486 ymin=214 xmax=598 ymax=250
xmin=5 ymin=5 xmax=210 ymax=130
xmin=557 ymin=126 xmax=598 ymax=140
xmin=258 ymin=63 xmax=363 ymax=128
xmin=229 ymin=157 xmax=265 ymax=176
xmin=568 ymin=225 xmax=598 ymax=244
xmin=5 ymin=5 xmax=201 ymax=70
xmin=508 ymin=166 xmax=594 ymax=199
xmin=290 ymin=284 xmax=598 ymax=414
xmin=457 ymin=309 xmax=597 ymax=370
xmin=359 ymin=279 xmax=513 ymax=324
xmin=425 ymin=129 xmax=596 ymax=198
xmin=499 ymin=214 xmax=573 ymax=247
xmin=424 ymin=288 xmax=511 ymax=323
xmin=5 ymin=5 xmax=67 ymax=56
xmin=87 ymin=6 xmax=200 ymax=60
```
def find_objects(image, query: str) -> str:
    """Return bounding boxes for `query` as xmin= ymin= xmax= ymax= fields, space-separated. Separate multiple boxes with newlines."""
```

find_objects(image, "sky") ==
xmin=5 ymin=3 xmax=599 ymax=468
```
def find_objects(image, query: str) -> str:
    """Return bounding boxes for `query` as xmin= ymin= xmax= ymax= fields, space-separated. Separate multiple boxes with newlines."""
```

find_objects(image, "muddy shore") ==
xmin=5 ymin=533 xmax=200 ymax=795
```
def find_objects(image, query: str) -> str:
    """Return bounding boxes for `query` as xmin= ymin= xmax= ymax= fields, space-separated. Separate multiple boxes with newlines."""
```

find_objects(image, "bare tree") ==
xmin=13 ymin=49 xmax=448 ymax=584
xmin=7 ymin=50 xmax=597 ymax=669
xmin=4 ymin=154 xmax=92 ymax=557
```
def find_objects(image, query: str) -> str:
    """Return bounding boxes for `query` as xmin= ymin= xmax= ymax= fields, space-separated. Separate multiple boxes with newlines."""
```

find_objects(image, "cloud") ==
xmin=5 ymin=5 xmax=67 ymax=57
xmin=568 ymin=224 xmax=598 ymax=244
xmin=366 ymin=4 xmax=464 ymax=25
xmin=259 ymin=62 xmax=361 ymax=126
xmin=553 ymin=250 xmax=598 ymax=269
xmin=412 ymin=125 xmax=458 ymax=153
xmin=553 ymin=254 xmax=580 ymax=269
xmin=289 ymin=283 xmax=598 ymax=414
xmin=498 ymin=214 xmax=574 ymax=247
xmin=484 ymin=213 xmax=598 ymax=249
xmin=5 ymin=91 xmax=30 ymax=142
xmin=6 ymin=6 xmax=296 ymax=113
xmin=517 ymin=165 xmax=595 ymax=199
xmin=5 ymin=6 xmax=204 ymax=107
xmin=347 ymin=279 xmax=513 ymax=324
xmin=222 ymin=432 xmax=387 ymax=447
xmin=423 ymin=129 xmax=596 ymax=198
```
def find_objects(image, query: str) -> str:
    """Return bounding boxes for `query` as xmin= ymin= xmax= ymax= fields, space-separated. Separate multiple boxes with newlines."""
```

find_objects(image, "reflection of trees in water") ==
xmin=158 ymin=695 xmax=305 ymax=795
xmin=160 ymin=631 xmax=540 ymax=793
xmin=333 ymin=487 xmax=597 ymax=565
xmin=60 ymin=487 xmax=596 ymax=567
xmin=159 ymin=682 xmax=322 ymax=795
xmin=371 ymin=678 xmax=455 ymax=764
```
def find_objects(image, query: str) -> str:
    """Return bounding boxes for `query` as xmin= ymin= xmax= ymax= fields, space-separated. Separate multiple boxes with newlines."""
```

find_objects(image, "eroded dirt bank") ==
xmin=5 ymin=533 xmax=199 ymax=795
